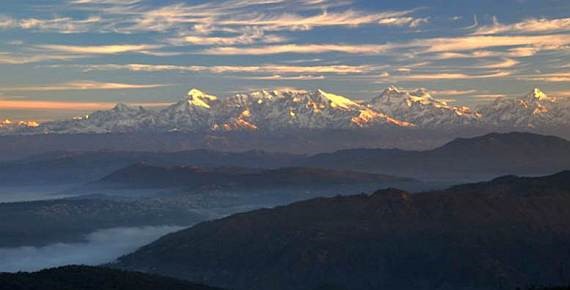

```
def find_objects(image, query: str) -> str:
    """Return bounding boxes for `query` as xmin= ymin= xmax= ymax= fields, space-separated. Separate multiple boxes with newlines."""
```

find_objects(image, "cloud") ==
xmin=0 ymin=226 xmax=184 ymax=272
xmin=519 ymin=72 xmax=570 ymax=82
xmin=3 ymin=81 xmax=167 ymax=91
xmin=37 ymin=44 xmax=161 ymax=55
xmin=201 ymin=43 xmax=389 ymax=55
xmin=20 ymin=17 xmax=101 ymax=33
xmin=0 ymin=16 xmax=16 ymax=28
xmin=174 ymin=29 xmax=287 ymax=46
xmin=548 ymin=90 xmax=570 ymax=97
xmin=0 ymin=16 xmax=102 ymax=33
xmin=378 ymin=16 xmax=429 ymax=28
xmin=469 ymin=94 xmax=508 ymax=100
xmin=59 ymin=0 xmax=425 ymax=41
xmin=392 ymin=71 xmax=512 ymax=81
xmin=242 ymin=74 xmax=325 ymax=80
xmin=198 ymin=33 xmax=570 ymax=57
xmin=54 ymin=63 xmax=373 ymax=75
xmin=474 ymin=17 xmax=570 ymax=35
xmin=0 ymin=52 xmax=84 ymax=64
xmin=430 ymin=89 xmax=478 ymax=96
xmin=217 ymin=10 xmax=426 ymax=31
xmin=478 ymin=58 xmax=520 ymax=69
xmin=413 ymin=34 xmax=570 ymax=53
xmin=70 ymin=0 xmax=142 ymax=4
xmin=430 ymin=48 xmax=539 ymax=60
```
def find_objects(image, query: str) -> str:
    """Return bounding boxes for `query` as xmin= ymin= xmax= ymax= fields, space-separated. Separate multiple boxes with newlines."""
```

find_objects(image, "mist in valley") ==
xmin=0 ymin=225 xmax=184 ymax=272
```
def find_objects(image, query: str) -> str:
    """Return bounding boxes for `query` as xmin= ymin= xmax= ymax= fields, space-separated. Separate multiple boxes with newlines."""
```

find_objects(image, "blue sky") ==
xmin=0 ymin=0 xmax=569 ymax=120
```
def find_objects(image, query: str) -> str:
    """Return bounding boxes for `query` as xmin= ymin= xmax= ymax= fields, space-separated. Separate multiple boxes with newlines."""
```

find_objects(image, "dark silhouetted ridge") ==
xmin=115 ymin=171 xmax=570 ymax=290
xmin=0 ymin=265 xmax=221 ymax=290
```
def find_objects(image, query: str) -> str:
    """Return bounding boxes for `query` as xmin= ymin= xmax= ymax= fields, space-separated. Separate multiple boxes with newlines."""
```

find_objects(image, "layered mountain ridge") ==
xmin=4 ymin=87 xmax=569 ymax=135
xmin=114 ymin=171 xmax=570 ymax=290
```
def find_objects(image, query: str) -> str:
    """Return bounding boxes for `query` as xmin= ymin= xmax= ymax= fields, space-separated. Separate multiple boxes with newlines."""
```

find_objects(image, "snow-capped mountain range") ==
xmin=478 ymin=88 xmax=570 ymax=129
xmin=5 ymin=87 xmax=570 ymax=135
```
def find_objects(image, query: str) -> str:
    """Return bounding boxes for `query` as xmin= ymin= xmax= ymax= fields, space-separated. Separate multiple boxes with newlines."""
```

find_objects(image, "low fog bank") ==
xmin=0 ymin=225 xmax=184 ymax=272
xmin=0 ymin=185 xmax=77 ymax=203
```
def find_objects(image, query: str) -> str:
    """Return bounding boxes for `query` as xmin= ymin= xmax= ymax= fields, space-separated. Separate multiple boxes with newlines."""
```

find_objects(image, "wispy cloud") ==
xmin=478 ymin=58 xmax=520 ymax=69
xmin=70 ymin=0 xmax=142 ymax=5
xmin=3 ymin=81 xmax=167 ymax=91
xmin=217 ymin=10 xmax=426 ymax=31
xmin=201 ymin=43 xmax=389 ymax=55
xmin=59 ymin=63 xmax=373 ymax=74
xmin=173 ymin=29 xmax=287 ymax=46
xmin=0 ymin=15 xmax=102 ymax=33
xmin=474 ymin=17 xmax=570 ymax=35
xmin=390 ymin=71 xmax=512 ymax=81
xmin=412 ymin=34 xmax=570 ymax=54
xmin=0 ymin=52 xmax=84 ymax=64
xmin=37 ymin=44 xmax=161 ymax=55
xmin=430 ymin=89 xmax=478 ymax=96
xmin=519 ymin=72 xmax=570 ymax=82
xmin=0 ymin=99 xmax=166 ymax=111
xmin=242 ymin=74 xmax=325 ymax=80
xmin=470 ymin=94 xmax=508 ymax=100
xmin=378 ymin=16 xmax=429 ymax=28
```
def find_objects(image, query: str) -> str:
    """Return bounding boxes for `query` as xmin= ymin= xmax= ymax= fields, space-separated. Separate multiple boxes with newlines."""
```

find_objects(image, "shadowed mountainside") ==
xmin=0 ymin=266 xmax=221 ymax=290
xmin=92 ymin=164 xmax=419 ymax=190
xmin=302 ymin=132 xmax=570 ymax=180
xmin=0 ymin=132 xmax=569 ymax=186
xmin=115 ymin=171 xmax=570 ymax=290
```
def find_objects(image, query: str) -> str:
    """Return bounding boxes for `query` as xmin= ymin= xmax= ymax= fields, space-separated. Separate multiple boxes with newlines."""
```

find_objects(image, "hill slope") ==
xmin=0 ymin=266 xmax=220 ymax=290
xmin=303 ymin=132 xmax=570 ymax=180
xmin=115 ymin=171 xmax=570 ymax=290
xmin=93 ymin=164 xmax=419 ymax=190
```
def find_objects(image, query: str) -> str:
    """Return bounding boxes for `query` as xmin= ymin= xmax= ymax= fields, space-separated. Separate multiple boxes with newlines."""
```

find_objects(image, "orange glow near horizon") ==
xmin=0 ymin=100 xmax=171 ymax=111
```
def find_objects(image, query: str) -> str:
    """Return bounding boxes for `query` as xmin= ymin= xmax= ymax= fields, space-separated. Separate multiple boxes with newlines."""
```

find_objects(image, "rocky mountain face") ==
xmin=27 ymin=88 xmax=412 ymax=134
xmin=368 ymin=86 xmax=481 ymax=128
xmin=9 ymin=86 xmax=568 ymax=135
xmin=114 ymin=171 xmax=570 ymax=290
xmin=478 ymin=88 xmax=570 ymax=128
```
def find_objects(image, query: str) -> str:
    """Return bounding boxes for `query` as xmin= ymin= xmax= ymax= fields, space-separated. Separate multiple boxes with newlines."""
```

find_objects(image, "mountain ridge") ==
xmin=3 ymin=87 xmax=569 ymax=135
xmin=113 ymin=171 xmax=570 ymax=290
xmin=0 ymin=132 xmax=567 ymax=185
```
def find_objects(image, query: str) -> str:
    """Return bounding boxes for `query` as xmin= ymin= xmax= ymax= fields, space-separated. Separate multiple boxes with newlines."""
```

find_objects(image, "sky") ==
xmin=0 ymin=0 xmax=570 ymax=120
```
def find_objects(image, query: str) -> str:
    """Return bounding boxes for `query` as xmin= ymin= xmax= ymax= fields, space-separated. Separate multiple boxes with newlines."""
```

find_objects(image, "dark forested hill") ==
xmin=115 ymin=171 xmax=570 ymax=290
xmin=93 ymin=163 xmax=419 ymax=190
xmin=0 ymin=132 xmax=568 ymax=186
xmin=302 ymin=132 xmax=570 ymax=180
xmin=0 ymin=266 xmax=221 ymax=290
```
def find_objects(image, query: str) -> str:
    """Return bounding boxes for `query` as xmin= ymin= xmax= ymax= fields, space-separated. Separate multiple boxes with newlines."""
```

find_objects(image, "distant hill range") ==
xmin=302 ymin=132 xmax=570 ymax=181
xmin=114 ymin=171 xmax=570 ymax=290
xmin=0 ymin=132 xmax=568 ymax=185
xmin=92 ymin=164 xmax=419 ymax=191
xmin=0 ymin=266 xmax=220 ymax=290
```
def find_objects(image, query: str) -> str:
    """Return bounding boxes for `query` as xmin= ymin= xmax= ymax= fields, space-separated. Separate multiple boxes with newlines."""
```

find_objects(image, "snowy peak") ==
xmin=526 ymin=88 xmax=554 ymax=102
xmin=112 ymin=103 xmax=141 ymax=113
xmin=7 ymin=86 xmax=570 ymax=135
xmin=369 ymin=86 xmax=480 ymax=128
xmin=314 ymin=89 xmax=359 ymax=110
xmin=477 ymin=87 xmax=568 ymax=128
xmin=382 ymin=85 xmax=401 ymax=94
xmin=186 ymin=88 xmax=218 ymax=109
